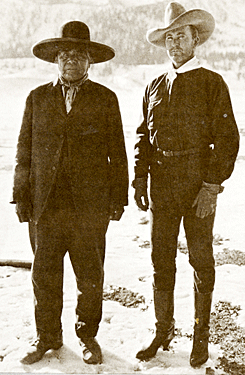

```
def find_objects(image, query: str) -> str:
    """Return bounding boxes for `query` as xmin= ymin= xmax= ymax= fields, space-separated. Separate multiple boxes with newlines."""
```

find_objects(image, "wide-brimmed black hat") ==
xmin=147 ymin=2 xmax=215 ymax=48
xmin=32 ymin=21 xmax=115 ymax=64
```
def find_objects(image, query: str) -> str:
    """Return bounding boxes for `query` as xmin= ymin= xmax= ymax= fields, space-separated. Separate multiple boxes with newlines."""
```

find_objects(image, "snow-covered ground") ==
xmin=0 ymin=63 xmax=245 ymax=374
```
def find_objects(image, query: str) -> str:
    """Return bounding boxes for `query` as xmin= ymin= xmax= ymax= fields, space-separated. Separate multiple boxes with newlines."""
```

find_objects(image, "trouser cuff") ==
xmin=75 ymin=321 xmax=99 ymax=339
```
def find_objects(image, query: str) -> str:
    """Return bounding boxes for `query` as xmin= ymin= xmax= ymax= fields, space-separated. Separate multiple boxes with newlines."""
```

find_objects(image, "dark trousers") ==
xmin=29 ymin=208 xmax=108 ymax=340
xmin=151 ymin=205 xmax=215 ymax=293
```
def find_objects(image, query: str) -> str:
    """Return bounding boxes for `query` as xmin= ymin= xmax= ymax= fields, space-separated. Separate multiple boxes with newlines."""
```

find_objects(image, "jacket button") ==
xmin=52 ymin=166 xmax=56 ymax=170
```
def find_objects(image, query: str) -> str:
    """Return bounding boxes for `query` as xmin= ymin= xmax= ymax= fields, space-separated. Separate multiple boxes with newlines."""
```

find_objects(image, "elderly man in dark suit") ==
xmin=133 ymin=2 xmax=239 ymax=367
xmin=12 ymin=21 xmax=128 ymax=365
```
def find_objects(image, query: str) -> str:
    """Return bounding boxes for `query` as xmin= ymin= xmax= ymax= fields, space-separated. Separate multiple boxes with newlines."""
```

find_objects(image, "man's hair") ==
xmin=189 ymin=25 xmax=200 ymax=46
xmin=164 ymin=25 xmax=200 ymax=46
xmin=85 ymin=50 xmax=94 ymax=64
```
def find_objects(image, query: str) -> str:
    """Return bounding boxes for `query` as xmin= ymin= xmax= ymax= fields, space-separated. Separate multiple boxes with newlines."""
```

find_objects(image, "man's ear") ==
xmin=194 ymin=36 xmax=200 ymax=47
xmin=84 ymin=59 xmax=90 ymax=72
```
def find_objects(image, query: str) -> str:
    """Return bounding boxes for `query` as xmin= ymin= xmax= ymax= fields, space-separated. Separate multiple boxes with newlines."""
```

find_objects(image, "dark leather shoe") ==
xmin=20 ymin=338 xmax=62 ymax=365
xmin=80 ymin=337 xmax=102 ymax=365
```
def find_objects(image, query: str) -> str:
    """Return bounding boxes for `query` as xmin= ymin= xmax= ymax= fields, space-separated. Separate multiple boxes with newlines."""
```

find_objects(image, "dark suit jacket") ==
xmin=12 ymin=79 xmax=129 ymax=224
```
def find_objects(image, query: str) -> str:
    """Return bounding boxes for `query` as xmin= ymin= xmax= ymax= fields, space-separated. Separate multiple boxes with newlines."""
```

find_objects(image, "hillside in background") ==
xmin=0 ymin=0 xmax=244 ymax=73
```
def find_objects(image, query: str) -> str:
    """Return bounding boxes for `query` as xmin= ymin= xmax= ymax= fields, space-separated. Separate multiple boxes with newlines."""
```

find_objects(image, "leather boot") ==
xmin=190 ymin=292 xmax=212 ymax=367
xmin=80 ymin=336 xmax=102 ymax=365
xmin=136 ymin=290 xmax=175 ymax=361
xmin=20 ymin=331 xmax=63 ymax=365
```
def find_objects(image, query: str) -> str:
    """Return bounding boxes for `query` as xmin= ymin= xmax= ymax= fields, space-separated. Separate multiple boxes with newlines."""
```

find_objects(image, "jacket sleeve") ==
xmin=134 ymin=85 xmax=152 ymax=182
xmin=107 ymin=92 xmax=129 ymax=206
xmin=11 ymin=92 xmax=33 ymax=203
xmin=205 ymin=77 xmax=240 ymax=185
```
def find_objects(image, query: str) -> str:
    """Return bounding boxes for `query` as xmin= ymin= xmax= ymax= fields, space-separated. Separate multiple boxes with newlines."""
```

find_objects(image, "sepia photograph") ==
xmin=0 ymin=0 xmax=244 ymax=373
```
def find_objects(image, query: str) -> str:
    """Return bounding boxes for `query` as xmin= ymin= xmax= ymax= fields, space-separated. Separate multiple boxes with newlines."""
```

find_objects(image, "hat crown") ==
xmin=60 ymin=21 xmax=90 ymax=41
xmin=32 ymin=20 xmax=115 ymax=64
xmin=165 ymin=2 xmax=186 ymax=27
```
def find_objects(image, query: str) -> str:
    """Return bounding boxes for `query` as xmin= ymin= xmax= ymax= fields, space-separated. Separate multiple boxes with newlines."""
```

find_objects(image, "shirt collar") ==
xmin=53 ymin=76 xmax=59 ymax=87
xmin=53 ymin=74 xmax=89 ymax=88
xmin=171 ymin=56 xmax=201 ymax=75
xmin=166 ymin=56 xmax=201 ymax=96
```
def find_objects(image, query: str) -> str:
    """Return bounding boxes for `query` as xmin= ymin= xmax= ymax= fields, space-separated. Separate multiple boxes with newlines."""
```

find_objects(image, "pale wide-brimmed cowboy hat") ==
xmin=147 ymin=2 xmax=215 ymax=48
xmin=32 ymin=21 xmax=115 ymax=63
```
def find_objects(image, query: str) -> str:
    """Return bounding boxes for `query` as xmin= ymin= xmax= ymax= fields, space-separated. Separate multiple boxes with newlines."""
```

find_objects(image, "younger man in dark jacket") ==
xmin=133 ymin=2 xmax=239 ymax=367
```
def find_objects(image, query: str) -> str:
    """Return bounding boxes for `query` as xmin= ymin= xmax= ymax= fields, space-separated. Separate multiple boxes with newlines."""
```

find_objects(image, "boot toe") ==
xmin=20 ymin=351 xmax=45 ymax=365
xmin=136 ymin=350 xmax=155 ymax=361
xmin=136 ymin=340 xmax=160 ymax=361
xmin=190 ymin=339 xmax=209 ymax=367
xmin=190 ymin=352 xmax=209 ymax=368
xmin=20 ymin=339 xmax=63 ymax=365
xmin=20 ymin=344 xmax=48 ymax=365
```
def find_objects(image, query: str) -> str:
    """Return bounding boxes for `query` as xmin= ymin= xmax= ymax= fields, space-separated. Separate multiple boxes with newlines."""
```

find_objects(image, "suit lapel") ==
xmin=48 ymin=82 xmax=67 ymax=118
xmin=48 ymin=79 xmax=92 ymax=118
xmin=68 ymin=80 xmax=92 ymax=117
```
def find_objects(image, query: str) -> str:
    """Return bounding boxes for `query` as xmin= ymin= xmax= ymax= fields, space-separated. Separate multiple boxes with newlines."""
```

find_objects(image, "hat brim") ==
xmin=147 ymin=9 xmax=215 ymax=48
xmin=32 ymin=38 xmax=115 ymax=63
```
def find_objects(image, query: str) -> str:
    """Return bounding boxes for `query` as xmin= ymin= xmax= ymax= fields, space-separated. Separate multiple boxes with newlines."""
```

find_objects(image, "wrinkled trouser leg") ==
xmin=151 ymin=206 xmax=182 ymax=292
xmin=29 ymin=209 xmax=109 ymax=341
xmin=150 ymin=206 xmax=180 ymax=333
xmin=183 ymin=208 xmax=215 ymax=293
xmin=151 ymin=204 xmax=215 ymax=293
xmin=135 ymin=207 xmax=180 ymax=361
xmin=29 ymin=209 xmax=68 ymax=341
xmin=69 ymin=220 xmax=109 ymax=339
xmin=183 ymin=208 xmax=215 ymax=366
xmin=149 ymin=202 xmax=215 ymax=364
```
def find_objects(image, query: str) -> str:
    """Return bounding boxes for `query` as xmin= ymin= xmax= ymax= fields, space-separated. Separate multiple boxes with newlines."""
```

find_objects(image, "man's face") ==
xmin=165 ymin=25 xmax=197 ymax=68
xmin=57 ymin=48 xmax=90 ymax=82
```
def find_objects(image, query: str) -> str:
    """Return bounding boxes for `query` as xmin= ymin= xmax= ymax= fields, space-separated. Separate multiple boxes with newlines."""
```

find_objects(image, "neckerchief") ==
xmin=59 ymin=73 xmax=88 ymax=113
xmin=166 ymin=56 xmax=201 ymax=95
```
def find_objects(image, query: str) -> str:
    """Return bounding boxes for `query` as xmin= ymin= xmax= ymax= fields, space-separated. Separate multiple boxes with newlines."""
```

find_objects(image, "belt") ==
xmin=156 ymin=147 xmax=200 ymax=157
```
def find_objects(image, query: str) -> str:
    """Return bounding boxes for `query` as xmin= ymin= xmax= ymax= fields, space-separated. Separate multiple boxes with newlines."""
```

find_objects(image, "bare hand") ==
xmin=16 ymin=201 xmax=32 ymax=223
xmin=109 ymin=205 xmax=125 ymax=221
